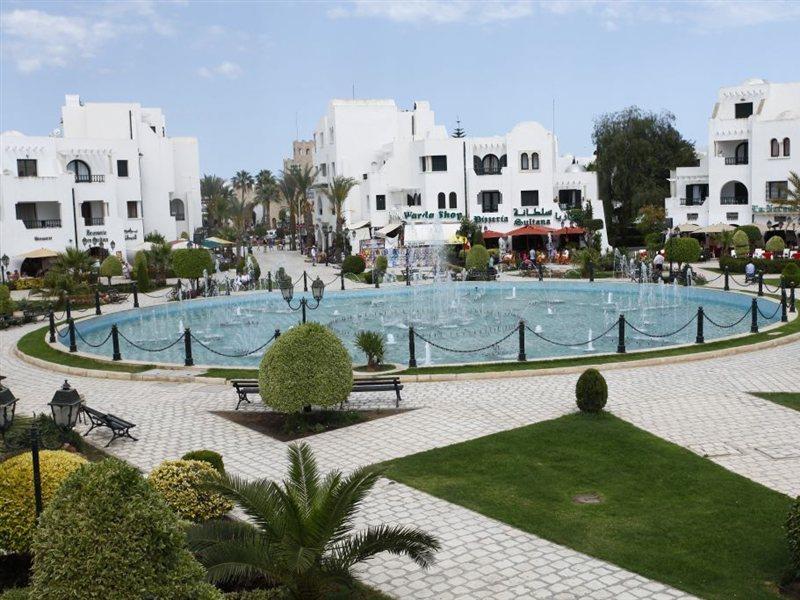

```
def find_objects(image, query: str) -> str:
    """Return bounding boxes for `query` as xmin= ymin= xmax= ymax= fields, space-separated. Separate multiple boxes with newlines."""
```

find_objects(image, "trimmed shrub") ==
xmin=172 ymin=248 xmax=214 ymax=282
xmin=788 ymin=495 xmax=800 ymax=579
xmin=182 ymin=449 xmax=225 ymax=473
xmin=133 ymin=251 xmax=151 ymax=292
xmin=0 ymin=284 xmax=15 ymax=316
xmin=341 ymin=254 xmax=365 ymax=275
xmin=575 ymin=369 xmax=608 ymax=413
xmin=355 ymin=330 xmax=385 ymax=368
xmin=736 ymin=224 xmax=763 ymax=249
xmin=465 ymin=245 xmax=490 ymax=271
xmin=765 ymin=235 xmax=786 ymax=253
xmin=249 ymin=255 xmax=261 ymax=280
xmin=148 ymin=459 xmax=232 ymax=522
xmin=664 ymin=237 xmax=701 ymax=265
xmin=31 ymin=458 xmax=222 ymax=600
xmin=259 ymin=323 xmax=353 ymax=412
xmin=99 ymin=255 xmax=122 ymax=285
xmin=2 ymin=415 xmax=83 ymax=455
xmin=720 ymin=255 xmax=800 ymax=275
xmin=374 ymin=254 xmax=388 ymax=273
xmin=732 ymin=230 xmax=750 ymax=257
xmin=783 ymin=263 xmax=800 ymax=288
xmin=144 ymin=231 xmax=166 ymax=244
xmin=0 ymin=450 xmax=86 ymax=554
xmin=0 ymin=589 xmax=30 ymax=600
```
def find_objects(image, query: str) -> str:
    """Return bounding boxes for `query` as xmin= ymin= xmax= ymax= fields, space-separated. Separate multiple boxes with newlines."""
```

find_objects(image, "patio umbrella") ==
xmin=448 ymin=234 xmax=468 ymax=245
xmin=674 ymin=223 xmax=700 ymax=233
xmin=694 ymin=223 xmax=736 ymax=234
xmin=204 ymin=236 xmax=233 ymax=245
xmin=132 ymin=241 xmax=155 ymax=252
xmin=552 ymin=226 xmax=585 ymax=235
xmin=481 ymin=230 xmax=506 ymax=239
xmin=507 ymin=225 xmax=554 ymax=237
xmin=18 ymin=248 xmax=59 ymax=259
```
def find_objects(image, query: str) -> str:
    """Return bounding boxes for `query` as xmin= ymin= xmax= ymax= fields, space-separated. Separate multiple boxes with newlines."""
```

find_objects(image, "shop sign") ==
xmin=124 ymin=228 xmax=138 ymax=241
xmin=403 ymin=210 xmax=463 ymax=221
xmin=473 ymin=215 xmax=509 ymax=224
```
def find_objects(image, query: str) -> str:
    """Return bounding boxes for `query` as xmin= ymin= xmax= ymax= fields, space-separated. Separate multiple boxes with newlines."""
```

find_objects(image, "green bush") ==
xmin=783 ymin=263 xmax=800 ymax=288
xmin=182 ymin=449 xmax=225 ymax=473
xmin=224 ymin=590 xmax=285 ymax=600
xmin=788 ymin=495 xmax=800 ymax=579
xmin=732 ymin=230 xmax=750 ymax=257
xmin=355 ymin=330 xmax=385 ymax=368
xmin=736 ymin=225 xmax=763 ymax=249
xmin=374 ymin=255 xmax=388 ymax=273
xmin=148 ymin=459 xmax=233 ymax=522
xmin=341 ymin=255 xmax=365 ymax=275
xmin=259 ymin=323 xmax=352 ymax=412
xmin=575 ymin=369 xmax=608 ymax=413
xmin=664 ymin=237 xmax=701 ymax=265
xmin=2 ymin=415 xmax=83 ymax=456
xmin=720 ymin=255 xmax=800 ymax=275
xmin=0 ymin=284 xmax=15 ymax=316
xmin=249 ymin=255 xmax=261 ymax=280
xmin=133 ymin=251 xmax=151 ymax=292
xmin=765 ymin=235 xmax=786 ymax=253
xmin=172 ymin=248 xmax=214 ymax=282
xmin=144 ymin=231 xmax=166 ymax=244
xmin=0 ymin=450 xmax=86 ymax=554
xmin=98 ymin=255 xmax=122 ymax=285
xmin=31 ymin=458 xmax=221 ymax=600
xmin=0 ymin=589 xmax=30 ymax=600
xmin=465 ymin=245 xmax=490 ymax=271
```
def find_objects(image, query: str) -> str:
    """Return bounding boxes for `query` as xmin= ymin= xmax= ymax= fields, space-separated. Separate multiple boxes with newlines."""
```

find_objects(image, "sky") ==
xmin=2 ymin=0 xmax=800 ymax=178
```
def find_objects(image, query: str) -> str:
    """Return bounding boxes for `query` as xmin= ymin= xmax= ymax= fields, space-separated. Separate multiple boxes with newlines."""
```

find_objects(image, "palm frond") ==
xmin=312 ymin=466 xmax=382 ymax=548
xmin=285 ymin=442 xmax=321 ymax=511
xmin=329 ymin=524 xmax=441 ymax=570
xmin=203 ymin=473 xmax=286 ymax=541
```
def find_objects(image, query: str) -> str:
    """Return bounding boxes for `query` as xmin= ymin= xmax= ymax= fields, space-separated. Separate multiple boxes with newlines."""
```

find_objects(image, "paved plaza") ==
xmin=1 ymin=255 xmax=798 ymax=599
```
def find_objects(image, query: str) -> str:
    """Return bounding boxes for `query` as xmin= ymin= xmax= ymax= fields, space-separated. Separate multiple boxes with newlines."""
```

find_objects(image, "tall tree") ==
xmin=319 ymin=175 xmax=358 ymax=252
xmin=284 ymin=165 xmax=318 ymax=250
xmin=230 ymin=171 xmax=255 ymax=254
xmin=201 ymin=174 xmax=232 ymax=229
xmin=592 ymin=107 xmax=696 ymax=246
xmin=277 ymin=172 xmax=299 ymax=251
xmin=254 ymin=169 xmax=277 ymax=228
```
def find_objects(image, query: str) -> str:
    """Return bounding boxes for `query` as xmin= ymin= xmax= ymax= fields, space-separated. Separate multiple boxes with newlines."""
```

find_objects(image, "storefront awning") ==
xmin=694 ymin=223 xmax=735 ymax=234
xmin=674 ymin=223 xmax=700 ymax=233
xmin=18 ymin=248 xmax=59 ymax=259
xmin=482 ymin=230 xmax=506 ymax=239
xmin=508 ymin=225 xmax=555 ymax=237
xmin=376 ymin=223 xmax=402 ymax=237
xmin=349 ymin=220 xmax=371 ymax=230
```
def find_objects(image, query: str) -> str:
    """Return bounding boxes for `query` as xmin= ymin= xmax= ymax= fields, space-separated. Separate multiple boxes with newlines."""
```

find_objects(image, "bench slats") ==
xmin=231 ymin=375 xmax=404 ymax=409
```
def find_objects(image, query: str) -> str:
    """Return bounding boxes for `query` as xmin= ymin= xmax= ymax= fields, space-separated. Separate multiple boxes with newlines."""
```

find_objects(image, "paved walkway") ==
xmin=2 ymin=253 xmax=798 ymax=598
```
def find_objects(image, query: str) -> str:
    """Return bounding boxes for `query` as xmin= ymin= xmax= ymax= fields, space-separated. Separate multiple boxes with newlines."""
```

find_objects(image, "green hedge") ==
xmin=789 ymin=495 xmax=800 ymax=579
xmin=341 ymin=255 xmax=365 ymax=275
xmin=465 ymin=245 xmax=489 ymax=271
xmin=575 ymin=369 xmax=608 ymax=413
xmin=182 ymin=449 xmax=225 ymax=473
xmin=171 ymin=248 xmax=214 ymax=281
xmin=719 ymin=255 xmax=800 ymax=275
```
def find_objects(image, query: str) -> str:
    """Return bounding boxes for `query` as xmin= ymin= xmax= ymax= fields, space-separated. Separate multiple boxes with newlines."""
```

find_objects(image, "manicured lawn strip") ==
xmin=382 ymin=413 xmax=793 ymax=599
xmin=17 ymin=325 xmax=153 ymax=374
xmin=751 ymin=392 xmax=800 ymax=413
xmin=401 ymin=315 xmax=799 ymax=375
xmin=201 ymin=367 xmax=259 ymax=379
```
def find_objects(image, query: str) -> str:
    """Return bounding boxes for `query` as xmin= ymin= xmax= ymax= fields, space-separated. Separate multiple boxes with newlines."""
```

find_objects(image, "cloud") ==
xmin=197 ymin=61 xmax=243 ymax=79
xmin=328 ymin=0 xmax=532 ymax=23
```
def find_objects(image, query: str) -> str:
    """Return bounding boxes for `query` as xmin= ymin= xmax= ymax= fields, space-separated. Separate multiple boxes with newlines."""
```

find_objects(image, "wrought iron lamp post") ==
xmin=1 ymin=254 xmax=9 ymax=284
xmin=280 ymin=277 xmax=325 ymax=324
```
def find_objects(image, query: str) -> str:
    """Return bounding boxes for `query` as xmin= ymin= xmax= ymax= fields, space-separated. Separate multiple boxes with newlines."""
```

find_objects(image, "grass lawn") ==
xmin=17 ymin=325 xmax=153 ymax=374
xmin=383 ymin=413 xmax=794 ymax=599
xmin=201 ymin=367 xmax=259 ymax=379
xmin=751 ymin=392 xmax=800 ymax=413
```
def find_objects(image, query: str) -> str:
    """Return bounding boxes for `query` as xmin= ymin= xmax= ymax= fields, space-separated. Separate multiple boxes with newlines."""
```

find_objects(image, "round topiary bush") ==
xmin=575 ymin=368 xmax=608 ymax=413
xmin=181 ymin=449 xmax=225 ymax=473
xmin=171 ymin=248 xmax=214 ymax=282
xmin=788 ymin=495 xmax=800 ymax=579
xmin=31 ymin=458 xmax=221 ymax=600
xmin=0 ymin=284 xmax=15 ymax=316
xmin=148 ymin=459 xmax=232 ymax=522
xmin=765 ymin=235 xmax=786 ymax=253
xmin=259 ymin=322 xmax=353 ymax=412
xmin=465 ymin=245 xmax=490 ymax=271
xmin=374 ymin=254 xmax=388 ymax=273
xmin=133 ymin=251 xmax=151 ymax=292
xmin=782 ymin=262 xmax=800 ymax=288
xmin=341 ymin=254 xmax=365 ymax=275
xmin=732 ymin=230 xmax=750 ymax=257
xmin=99 ymin=255 xmax=122 ymax=285
xmin=0 ymin=450 xmax=86 ymax=554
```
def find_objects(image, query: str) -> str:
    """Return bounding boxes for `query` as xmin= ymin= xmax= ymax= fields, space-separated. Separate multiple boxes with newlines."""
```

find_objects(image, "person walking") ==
xmin=311 ymin=245 xmax=318 ymax=266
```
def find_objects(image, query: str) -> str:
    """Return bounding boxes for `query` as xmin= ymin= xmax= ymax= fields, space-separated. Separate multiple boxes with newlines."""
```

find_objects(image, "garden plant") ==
xmin=355 ymin=330 xmax=386 ymax=370
xmin=148 ymin=459 xmax=233 ymax=522
xmin=575 ymin=368 xmax=608 ymax=413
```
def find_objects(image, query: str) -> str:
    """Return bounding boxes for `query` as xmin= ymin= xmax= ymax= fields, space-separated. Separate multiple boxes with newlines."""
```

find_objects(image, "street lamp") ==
xmin=0 ymin=254 xmax=9 ymax=284
xmin=0 ymin=384 xmax=18 ymax=433
xmin=48 ymin=380 xmax=82 ymax=432
xmin=110 ymin=240 xmax=116 ymax=252
xmin=280 ymin=277 xmax=325 ymax=323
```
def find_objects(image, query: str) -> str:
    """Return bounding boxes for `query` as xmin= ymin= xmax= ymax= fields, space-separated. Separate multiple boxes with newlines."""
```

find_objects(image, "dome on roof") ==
xmin=743 ymin=77 xmax=767 ymax=85
xmin=565 ymin=160 xmax=586 ymax=173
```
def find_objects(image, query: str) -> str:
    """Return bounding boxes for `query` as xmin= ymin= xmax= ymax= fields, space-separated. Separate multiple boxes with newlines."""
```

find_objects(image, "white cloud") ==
xmin=197 ymin=61 xmax=243 ymax=79
xmin=328 ymin=0 xmax=532 ymax=24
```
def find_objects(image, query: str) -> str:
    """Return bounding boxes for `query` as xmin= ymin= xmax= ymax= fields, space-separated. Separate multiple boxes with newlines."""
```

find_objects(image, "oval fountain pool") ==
xmin=63 ymin=282 xmax=781 ymax=367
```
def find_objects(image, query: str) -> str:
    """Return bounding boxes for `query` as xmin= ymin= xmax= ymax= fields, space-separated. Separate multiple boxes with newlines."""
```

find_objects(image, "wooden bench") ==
xmin=82 ymin=406 xmax=138 ymax=447
xmin=231 ymin=376 xmax=404 ymax=410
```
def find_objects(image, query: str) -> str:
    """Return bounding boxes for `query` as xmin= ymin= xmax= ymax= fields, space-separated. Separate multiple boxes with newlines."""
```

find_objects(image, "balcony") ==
xmin=680 ymin=197 xmax=707 ymax=206
xmin=83 ymin=217 xmax=105 ymax=226
xmin=75 ymin=174 xmax=105 ymax=183
xmin=720 ymin=196 xmax=748 ymax=205
xmin=724 ymin=156 xmax=748 ymax=165
xmin=23 ymin=219 xmax=62 ymax=229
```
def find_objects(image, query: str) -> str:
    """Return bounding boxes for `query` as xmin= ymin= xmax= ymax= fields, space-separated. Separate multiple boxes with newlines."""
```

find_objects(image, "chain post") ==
xmin=132 ymin=282 xmax=140 ymax=307
xmin=616 ymin=314 xmax=626 ymax=353
xmin=408 ymin=326 xmax=417 ymax=367
xmin=695 ymin=306 xmax=704 ymax=344
xmin=68 ymin=318 xmax=77 ymax=352
xmin=94 ymin=289 xmax=102 ymax=315
xmin=111 ymin=324 xmax=122 ymax=361
xmin=48 ymin=310 xmax=56 ymax=343
xmin=184 ymin=328 xmax=194 ymax=366
xmin=724 ymin=267 xmax=729 ymax=291
xmin=517 ymin=320 xmax=526 ymax=362
xmin=750 ymin=298 xmax=758 ymax=333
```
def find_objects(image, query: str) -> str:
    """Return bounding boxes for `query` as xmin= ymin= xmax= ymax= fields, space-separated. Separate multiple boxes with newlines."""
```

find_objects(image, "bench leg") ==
xmin=394 ymin=385 xmax=402 ymax=408
xmin=83 ymin=422 xmax=100 ymax=437
xmin=236 ymin=394 xmax=252 ymax=411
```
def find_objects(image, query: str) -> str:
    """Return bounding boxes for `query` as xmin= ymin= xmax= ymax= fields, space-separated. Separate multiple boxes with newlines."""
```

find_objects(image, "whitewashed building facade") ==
xmin=0 ymin=95 xmax=202 ymax=270
xmin=665 ymin=79 xmax=800 ymax=229
xmin=311 ymin=99 xmax=608 ymax=249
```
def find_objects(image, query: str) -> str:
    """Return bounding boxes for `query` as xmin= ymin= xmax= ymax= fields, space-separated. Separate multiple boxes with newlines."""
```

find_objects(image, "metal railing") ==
xmin=74 ymin=174 xmax=105 ymax=183
xmin=724 ymin=156 xmax=748 ymax=165
xmin=83 ymin=217 xmax=105 ymax=226
xmin=720 ymin=196 xmax=749 ymax=205
xmin=22 ymin=219 xmax=62 ymax=229
xmin=679 ymin=197 xmax=706 ymax=206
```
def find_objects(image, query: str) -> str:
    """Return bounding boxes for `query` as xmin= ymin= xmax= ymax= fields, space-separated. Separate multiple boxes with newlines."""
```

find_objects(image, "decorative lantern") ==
xmin=48 ymin=380 xmax=81 ymax=432
xmin=280 ymin=279 xmax=294 ymax=302
xmin=311 ymin=277 xmax=325 ymax=302
xmin=0 ymin=385 xmax=18 ymax=432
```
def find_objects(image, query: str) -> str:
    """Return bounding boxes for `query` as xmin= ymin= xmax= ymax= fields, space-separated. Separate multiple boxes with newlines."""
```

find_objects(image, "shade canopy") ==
xmin=349 ymin=220 xmax=371 ymax=230
xmin=694 ymin=223 xmax=736 ymax=234
xmin=481 ymin=230 xmax=506 ymax=239
xmin=132 ymin=241 xmax=155 ymax=252
xmin=553 ymin=226 xmax=585 ymax=235
xmin=18 ymin=247 xmax=59 ymax=259
xmin=375 ymin=223 xmax=402 ymax=237
xmin=507 ymin=225 xmax=554 ymax=237
xmin=674 ymin=223 xmax=700 ymax=233
xmin=202 ymin=236 xmax=234 ymax=249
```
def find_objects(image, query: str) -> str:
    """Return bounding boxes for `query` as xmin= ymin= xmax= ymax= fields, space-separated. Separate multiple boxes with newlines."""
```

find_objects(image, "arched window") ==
xmin=771 ymin=138 xmax=780 ymax=157
xmin=734 ymin=141 xmax=748 ymax=164
xmin=784 ymin=137 xmax=791 ymax=157
xmin=66 ymin=159 xmax=91 ymax=182
xmin=437 ymin=192 xmax=446 ymax=209
xmin=170 ymin=198 xmax=186 ymax=221
xmin=482 ymin=154 xmax=500 ymax=175
xmin=520 ymin=153 xmax=529 ymax=170
xmin=531 ymin=152 xmax=540 ymax=170
xmin=448 ymin=191 xmax=457 ymax=209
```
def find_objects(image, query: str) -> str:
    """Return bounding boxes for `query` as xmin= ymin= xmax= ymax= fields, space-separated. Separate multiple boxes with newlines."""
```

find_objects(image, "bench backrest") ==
xmin=106 ymin=414 xmax=135 ymax=428
xmin=353 ymin=377 xmax=399 ymax=385
xmin=82 ymin=406 xmax=107 ymax=419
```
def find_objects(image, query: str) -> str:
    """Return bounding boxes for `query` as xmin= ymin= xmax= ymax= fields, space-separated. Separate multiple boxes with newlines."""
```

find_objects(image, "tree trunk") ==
xmin=289 ymin=207 xmax=297 ymax=251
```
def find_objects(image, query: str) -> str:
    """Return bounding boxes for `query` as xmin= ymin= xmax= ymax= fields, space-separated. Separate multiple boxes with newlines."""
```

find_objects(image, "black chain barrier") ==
xmin=626 ymin=313 xmax=697 ymax=338
xmin=117 ymin=330 xmax=186 ymax=353
xmin=189 ymin=332 xmax=278 ymax=358
xmin=728 ymin=274 xmax=754 ymax=288
xmin=324 ymin=274 xmax=342 ymax=286
xmin=702 ymin=272 xmax=724 ymax=283
xmin=704 ymin=307 xmax=752 ymax=329
xmin=526 ymin=320 xmax=618 ymax=347
xmin=56 ymin=326 xmax=70 ymax=338
xmin=413 ymin=328 xmax=518 ymax=354
xmin=74 ymin=327 xmax=113 ymax=348
xmin=757 ymin=303 xmax=782 ymax=320
xmin=762 ymin=282 xmax=782 ymax=294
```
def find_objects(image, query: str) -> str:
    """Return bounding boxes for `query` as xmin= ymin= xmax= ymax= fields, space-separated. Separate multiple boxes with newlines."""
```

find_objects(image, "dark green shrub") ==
xmin=765 ymin=235 xmax=785 ymax=253
xmin=788 ymin=495 xmax=800 ymax=579
xmin=2 ymin=414 xmax=83 ymax=455
xmin=736 ymin=225 xmax=763 ymax=249
xmin=133 ymin=251 xmax=151 ymax=292
xmin=732 ymin=230 xmax=750 ymax=257
xmin=465 ymin=245 xmax=489 ymax=271
xmin=31 ymin=458 xmax=221 ymax=600
xmin=783 ymin=263 xmax=800 ymax=288
xmin=172 ymin=248 xmax=214 ymax=283
xmin=341 ymin=255 xmax=365 ymax=275
xmin=362 ymin=270 xmax=373 ymax=284
xmin=224 ymin=590 xmax=285 ymax=600
xmin=99 ymin=255 xmax=122 ymax=285
xmin=664 ymin=237 xmax=701 ymax=265
xmin=374 ymin=254 xmax=388 ymax=273
xmin=720 ymin=255 xmax=800 ymax=274
xmin=0 ymin=284 xmax=15 ymax=316
xmin=182 ymin=449 xmax=225 ymax=473
xmin=144 ymin=231 xmax=166 ymax=244
xmin=259 ymin=323 xmax=352 ymax=413
xmin=249 ymin=255 xmax=261 ymax=280
xmin=0 ymin=589 xmax=30 ymax=600
xmin=575 ymin=369 xmax=608 ymax=413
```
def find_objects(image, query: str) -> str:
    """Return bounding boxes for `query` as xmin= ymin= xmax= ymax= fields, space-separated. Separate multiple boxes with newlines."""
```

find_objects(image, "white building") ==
xmin=665 ymin=78 xmax=800 ymax=230
xmin=311 ymin=99 xmax=608 ymax=250
xmin=1 ymin=94 xmax=202 ymax=273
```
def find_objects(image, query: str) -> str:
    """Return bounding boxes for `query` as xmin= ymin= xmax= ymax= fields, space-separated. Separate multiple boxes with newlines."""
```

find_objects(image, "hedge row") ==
xmin=719 ymin=255 xmax=800 ymax=275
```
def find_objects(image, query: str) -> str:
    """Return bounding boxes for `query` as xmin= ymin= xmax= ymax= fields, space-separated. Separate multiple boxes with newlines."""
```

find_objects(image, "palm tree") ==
xmin=231 ymin=171 xmax=256 ymax=255
xmin=144 ymin=242 xmax=172 ymax=284
xmin=187 ymin=443 xmax=439 ymax=599
xmin=776 ymin=170 xmax=800 ymax=214
xmin=285 ymin=165 xmax=318 ymax=249
xmin=255 ymin=169 xmax=277 ymax=228
xmin=201 ymin=174 xmax=232 ymax=229
xmin=320 ymin=176 xmax=358 ymax=253
xmin=54 ymin=247 xmax=93 ymax=280
xmin=277 ymin=172 xmax=299 ymax=250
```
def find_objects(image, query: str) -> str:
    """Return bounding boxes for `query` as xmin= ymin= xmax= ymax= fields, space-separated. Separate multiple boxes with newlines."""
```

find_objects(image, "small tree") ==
xmin=457 ymin=217 xmax=484 ymax=246
xmin=664 ymin=237 xmax=701 ymax=268
xmin=782 ymin=263 xmax=800 ymax=288
xmin=249 ymin=254 xmax=261 ymax=280
xmin=0 ymin=284 xmax=15 ymax=316
xmin=99 ymin=255 xmax=122 ymax=286
xmin=465 ymin=244 xmax=490 ymax=271
xmin=133 ymin=251 xmax=151 ymax=292
xmin=765 ymin=235 xmax=786 ymax=253
xmin=736 ymin=225 xmax=763 ymax=250
xmin=355 ymin=330 xmax=386 ymax=369
xmin=171 ymin=248 xmax=214 ymax=288
xmin=732 ymin=230 xmax=750 ymax=257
